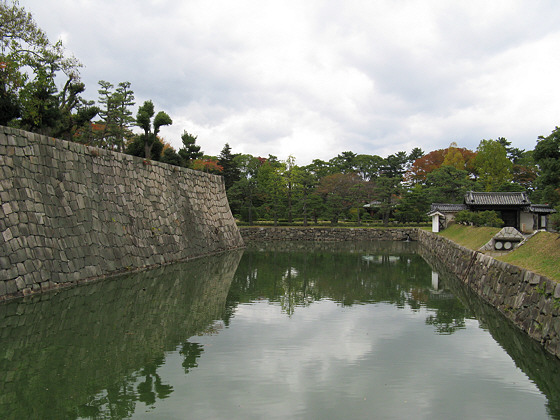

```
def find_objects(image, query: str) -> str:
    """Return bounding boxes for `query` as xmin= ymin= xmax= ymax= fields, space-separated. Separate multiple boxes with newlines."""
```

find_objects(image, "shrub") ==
xmin=549 ymin=208 xmax=560 ymax=231
xmin=454 ymin=210 xmax=503 ymax=227
xmin=478 ymin=210 xmax=504 ymax=227
xmin=454 ymin=210 xmax=474 ymax=225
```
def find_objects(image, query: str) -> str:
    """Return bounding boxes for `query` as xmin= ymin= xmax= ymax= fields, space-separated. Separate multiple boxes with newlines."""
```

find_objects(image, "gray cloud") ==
xmin=20 ymin=0 xmax=560 ymax=163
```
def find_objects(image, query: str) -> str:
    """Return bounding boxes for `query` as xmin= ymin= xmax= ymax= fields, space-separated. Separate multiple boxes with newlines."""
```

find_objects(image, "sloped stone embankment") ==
xmin=0 ymin=126 xmax=243 ymax=300
xmin=418 ymin=229 xmax=560 ymax=359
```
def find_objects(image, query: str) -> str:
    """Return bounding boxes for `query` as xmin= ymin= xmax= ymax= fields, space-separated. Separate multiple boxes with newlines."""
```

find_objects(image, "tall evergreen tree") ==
xmin=113 ymin=81 xmax=135 ymax=151
xmin=95 ymin=80 xmax=134 ymax=150
xmin=329 ymin=151 xmax=357 ymax=173
xmin=218 ymin=143 xmax=241 ymax=190
xmin=373 ymin=176 xmax=401 ymax=226
xmin=425 ymin=166 xmax=474 ymax=203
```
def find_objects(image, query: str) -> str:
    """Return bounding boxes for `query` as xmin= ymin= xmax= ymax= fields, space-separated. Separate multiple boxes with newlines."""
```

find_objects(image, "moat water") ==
xmin=1 ymin=241 xmax=560 ymax=419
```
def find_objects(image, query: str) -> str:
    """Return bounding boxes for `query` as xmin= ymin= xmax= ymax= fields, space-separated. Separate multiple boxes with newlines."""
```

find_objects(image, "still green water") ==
xmin=1 ymin=241 xmax=560 ymax=419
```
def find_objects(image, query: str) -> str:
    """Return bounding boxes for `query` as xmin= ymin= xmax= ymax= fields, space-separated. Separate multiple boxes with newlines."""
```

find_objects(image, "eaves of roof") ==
xmin=464 ymin=191 xmax=530 ymax=206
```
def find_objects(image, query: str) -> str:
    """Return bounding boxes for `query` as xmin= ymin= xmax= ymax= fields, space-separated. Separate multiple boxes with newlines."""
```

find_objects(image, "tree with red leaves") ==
xmin=192 ymin=158 xmax=223 ymax=174
xmin=406 ymin=145 xmax=476 ymax=183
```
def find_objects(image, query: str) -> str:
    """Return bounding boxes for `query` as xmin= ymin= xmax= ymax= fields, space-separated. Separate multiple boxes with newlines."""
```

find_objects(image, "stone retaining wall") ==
xmin=0 ymin=126 xmax=244 ymax=301
xmin=417 ymin=229 xmax=560 ymax=359
xmin=240 ymin=226 xmax=417 ymax=242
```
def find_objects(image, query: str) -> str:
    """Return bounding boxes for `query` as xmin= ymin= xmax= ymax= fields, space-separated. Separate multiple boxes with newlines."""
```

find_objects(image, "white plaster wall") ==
xmin=520 ymin=212 xmax=534 ymax=233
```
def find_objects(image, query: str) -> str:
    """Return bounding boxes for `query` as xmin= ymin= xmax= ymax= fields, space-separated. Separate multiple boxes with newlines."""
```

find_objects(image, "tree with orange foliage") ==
xmin=406 ymin=144 xmax=476 ymax=183
xmin=192 ymin=158 xmax=223 ymax=174
xmin=406 ymin=149 xmax=446 ymax=184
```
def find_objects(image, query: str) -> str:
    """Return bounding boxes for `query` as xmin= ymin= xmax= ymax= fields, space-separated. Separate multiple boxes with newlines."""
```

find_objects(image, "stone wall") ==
xmin=0 ymin=126 xmax=244 ymax=300
xmin=240 ymin=226 xmax=417 ymax=242
xmin=417 ymin=229 xmax=560 ymax=359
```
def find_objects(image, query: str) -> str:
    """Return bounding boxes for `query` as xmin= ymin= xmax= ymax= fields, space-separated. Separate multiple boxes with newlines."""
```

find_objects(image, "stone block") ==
xmin=544 ymin=279 xmax=555 ymax=295
xmin=528 ymin=273 xmax=540 ymax=285
xmin=540 ymin=299 xmax=555 ymax=316
xmin=2 ymin=203 xmax=13 ymax=215
xmin=16 ymin=262 xmax=26 ymax=276
xmin=554 ymin=283 xmax=560 ymax=299
xmin=15 ymin=277 xmax=25 ymax=290
xmin=5 ymin=280 xmax=17 ymax=294
xmin=2 ymin=228 xmax=13 ymax=242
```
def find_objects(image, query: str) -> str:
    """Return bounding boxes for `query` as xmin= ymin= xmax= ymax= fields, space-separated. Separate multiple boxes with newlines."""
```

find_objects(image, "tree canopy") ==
xmin=3 ymin=0 xmax=559 ymax=227
xmin=473 ymin=139 xmax=513 ymax=191
xmin=134 ymin=100 xmax=172 ymax=160
xmin=534 ymin=127 xmax=560 ymax=205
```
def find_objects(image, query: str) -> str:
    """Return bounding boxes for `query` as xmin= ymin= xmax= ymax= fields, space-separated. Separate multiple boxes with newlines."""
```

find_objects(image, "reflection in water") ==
xmin=0 ymin=250 xmax=242 ymax=420
xmin=0 ymin=242 xmax=559 ymax=419
xmin=419 ymin=246 xmax=560 ymax=419
xmin=180 ymin=341 xmax=204 ymax=374
xmin=227 ymin=241 xmax=470 ymax=337
xmin=137 ymin=355 xmax=173 ymax=406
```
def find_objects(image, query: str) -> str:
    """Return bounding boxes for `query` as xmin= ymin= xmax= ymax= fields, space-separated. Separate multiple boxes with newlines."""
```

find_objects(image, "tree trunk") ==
xmin=303 ymin=196 xmax=308 ymax=226
xmin=144 ymin=142 xmax=152 ymax=160
xmin=382 ymin=210 xmax=389 ymax=227
xmin=287 ymin=182 xmax=293 ymax=223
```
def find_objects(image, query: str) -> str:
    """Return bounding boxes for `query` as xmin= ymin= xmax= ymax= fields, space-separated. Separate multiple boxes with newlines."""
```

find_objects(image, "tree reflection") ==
xmin=137 ymin=355 xmax=173 ymax=406
xmin=0 ymin=249 xmax=242 ymax=420
xmin=180 ymin=341 xmax=204 ymax=374
xmin=226 ymin=242 xmax=468 ymax=335
xmin=77 ymin=356 xmax=174 ymax=418
xmin=77 ymin=379 xmax=138 ymax=420
xmin=424 ymin=299 xmax=468 ymax=335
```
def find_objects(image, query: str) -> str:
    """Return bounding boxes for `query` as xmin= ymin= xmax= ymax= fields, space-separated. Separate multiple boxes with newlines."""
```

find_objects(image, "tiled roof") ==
xmin=430 ymin=203 xmax=468 ymax=213
xmin=464 ymin=191 xmax=530 ymax=206
xmin=528 ymin=204 xmax=557 ymax=214
xmin=429 ymin=192 xmax=556 ymax=215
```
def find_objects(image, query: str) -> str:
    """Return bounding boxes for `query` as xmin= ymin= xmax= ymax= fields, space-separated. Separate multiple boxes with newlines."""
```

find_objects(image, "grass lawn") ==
xmin=437 ymin=224 xmax=500 ymax=250
xmin=438 ymin=224 xmax=560 ymax=282
xmin=497 ymin=231 xmax=560 ymax=282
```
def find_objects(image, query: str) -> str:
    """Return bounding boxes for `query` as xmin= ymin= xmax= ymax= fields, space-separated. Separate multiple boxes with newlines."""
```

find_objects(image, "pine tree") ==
xmin=178 ymin=131 xmax=203 ymax=167
xmin=218 ymin=143 xmax=241 ymax=190
xmin=96 ymin=80 xmax=135 ymax=151
xmin=135 ymin=100 xmax=172 ymax=160
xmin=113 ymin=82 xmax=135 ymax=152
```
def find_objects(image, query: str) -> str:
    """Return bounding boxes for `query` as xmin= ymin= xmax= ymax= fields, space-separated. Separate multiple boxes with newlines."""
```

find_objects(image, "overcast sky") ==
xmin=19 ymin=0 xmax=560 ymax=164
